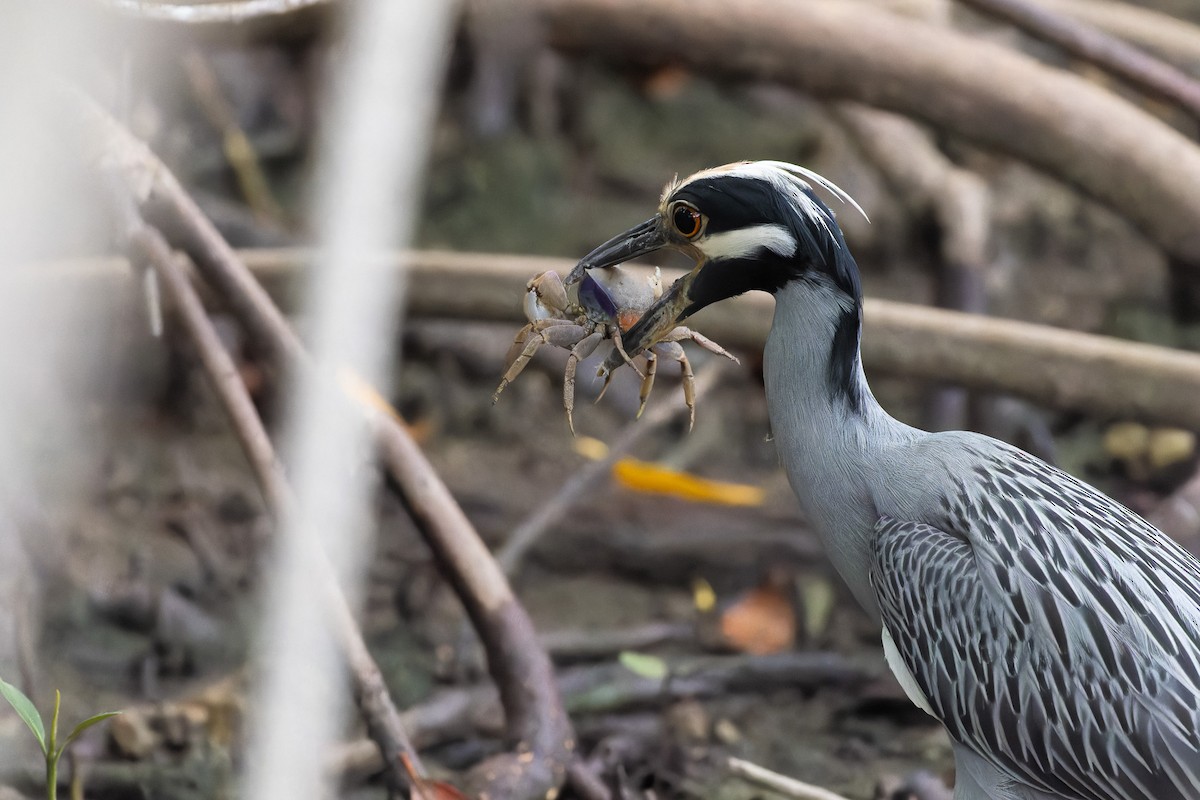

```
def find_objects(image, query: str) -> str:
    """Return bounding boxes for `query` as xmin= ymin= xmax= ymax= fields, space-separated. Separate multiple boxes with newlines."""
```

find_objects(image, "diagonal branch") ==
xmin=103 ymin=176 xmax=421 ymax=791
xmin=85 ymin=93 xmax=573 ymax=799
xmin=957 ymin=0 xmax=1200 ymax=123
xmin=1036 ymin=0 xmax=1200 ymax=66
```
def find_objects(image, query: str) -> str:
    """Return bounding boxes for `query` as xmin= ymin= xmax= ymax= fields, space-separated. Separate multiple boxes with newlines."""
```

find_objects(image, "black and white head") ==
xmin=569 ymin=160 xmax=867 ymax=360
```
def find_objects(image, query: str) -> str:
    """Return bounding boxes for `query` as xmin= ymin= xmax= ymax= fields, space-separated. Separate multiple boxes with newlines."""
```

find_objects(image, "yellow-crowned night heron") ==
xmin=567 ymin=161 xmax=1200 ymax=800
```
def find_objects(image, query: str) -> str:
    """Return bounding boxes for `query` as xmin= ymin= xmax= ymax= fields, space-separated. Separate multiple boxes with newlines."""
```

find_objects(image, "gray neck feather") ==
xmin=764 ymin=277 xmax=920 ymax=616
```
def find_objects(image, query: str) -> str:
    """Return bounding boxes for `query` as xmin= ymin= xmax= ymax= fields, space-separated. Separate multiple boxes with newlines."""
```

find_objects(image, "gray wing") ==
xmin=871 ymin=445 xmax=1200 ymax=800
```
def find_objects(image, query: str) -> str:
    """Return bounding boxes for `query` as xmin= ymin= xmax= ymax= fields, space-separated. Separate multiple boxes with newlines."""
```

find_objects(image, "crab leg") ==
xmin=563 ymin=330 xmax=604 ymax=435
xmin=608 ymin=325 xmax=645 ymax=379
xmin=501 ymin=322 xmax=536 ymax=368
xmin=650 ymin=341 xmax=696 ymax=431
xmin=658 ymin=326 xmax=740 ymax=365
xmin=637 ymin=352 xmax=657 ymax=419
xmin=493 ymin=319 xmax=582 ymax=403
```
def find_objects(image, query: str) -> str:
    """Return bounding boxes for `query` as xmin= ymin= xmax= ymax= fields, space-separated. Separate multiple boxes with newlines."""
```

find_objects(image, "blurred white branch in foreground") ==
xmin=240 ymin=0 xmax=455 ymax=797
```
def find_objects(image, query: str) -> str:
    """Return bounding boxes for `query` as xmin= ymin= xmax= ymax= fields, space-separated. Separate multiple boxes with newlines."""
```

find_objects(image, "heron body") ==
xmin=570 ymin=161 xmax=1200 ymax=799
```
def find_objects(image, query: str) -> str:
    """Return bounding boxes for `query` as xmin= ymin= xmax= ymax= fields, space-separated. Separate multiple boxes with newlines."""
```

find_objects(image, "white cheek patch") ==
xmin=697 ymin=223 xmax=798 ymax=261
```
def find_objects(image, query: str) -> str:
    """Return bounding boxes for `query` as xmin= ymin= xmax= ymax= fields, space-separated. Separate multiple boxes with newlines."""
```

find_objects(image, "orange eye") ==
xmin=671 ymin=203 xmax=703 ymax=239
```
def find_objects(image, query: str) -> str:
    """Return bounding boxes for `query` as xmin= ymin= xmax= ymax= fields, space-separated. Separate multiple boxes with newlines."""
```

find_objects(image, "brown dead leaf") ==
xmin=642 ymin=64 xmax=693 ymax=99
xmin=718 ymin=583 xmax=796 ymax=655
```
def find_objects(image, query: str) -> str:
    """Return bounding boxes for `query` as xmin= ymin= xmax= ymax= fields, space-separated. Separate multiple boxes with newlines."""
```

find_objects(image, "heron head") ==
xmin=568 ymin=160 xmax=867 ymax=364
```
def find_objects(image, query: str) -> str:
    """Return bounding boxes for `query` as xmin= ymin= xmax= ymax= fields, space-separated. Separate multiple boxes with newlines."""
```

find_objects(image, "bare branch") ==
xmin=329 ymin=650 xmax=873 ymax=781
xmin=958 ymin=0 xmax=1200 ymax=122
xmin=84 ymin=95 xmax=574 ymax=799
xmin=182 ymin=49 xmax=285 ymax=222
xmin=104 ymin=179 xmax=421 ymax=790
xmin=532 ymin=0 xmax=1200 ymax=271
xmin=52 ymin=247 xmax=1200 ymax=432
xmin=1038 ymin=0 xmax=1200 ymax=66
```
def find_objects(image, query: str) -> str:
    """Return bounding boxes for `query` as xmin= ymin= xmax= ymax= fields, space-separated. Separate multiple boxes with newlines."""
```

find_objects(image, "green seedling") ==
xmin=0 ymin=678 xmax=120 ymax=800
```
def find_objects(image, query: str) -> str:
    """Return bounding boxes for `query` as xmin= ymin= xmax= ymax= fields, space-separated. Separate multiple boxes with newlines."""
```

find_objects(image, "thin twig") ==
xmin=1037 ymin=0 xmax=1200 ymax=67
xmin=182 ymin=48 xmax=284 ymax=222
xmin=541 ymin=621 xmax=696 ymax=662
xmin=958 ymin=0 xmax=1200 ymax=123
xmin=497 ymin=365 xmax=725 ymax=576
xmin=329 ymin=651 xmax=872 ymax=782
xmin=453 ymin=366 xmax=721 ymax=684
xmin=566 ymin=759 xmax=611 ymax=800
xmin=108 ymin=182 xmax=290 ymax=514
xmin=727 ymin=757 xmax=853 ymax=800
xmin=104 ymin=175 xmax=422 ymax=791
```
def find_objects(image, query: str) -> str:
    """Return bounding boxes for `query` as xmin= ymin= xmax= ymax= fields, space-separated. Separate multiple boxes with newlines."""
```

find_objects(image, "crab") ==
xmin=492 ymin=265 xmax=738 ymax=433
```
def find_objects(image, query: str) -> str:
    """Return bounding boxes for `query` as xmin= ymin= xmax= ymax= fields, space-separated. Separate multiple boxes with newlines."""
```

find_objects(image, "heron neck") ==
xmin=763 ymin=277 xmax=917 ymax=615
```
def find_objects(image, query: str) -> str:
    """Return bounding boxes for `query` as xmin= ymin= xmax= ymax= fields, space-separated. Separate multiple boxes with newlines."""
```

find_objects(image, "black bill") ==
xmin=565 ymin=217 xmax=666 ymax=285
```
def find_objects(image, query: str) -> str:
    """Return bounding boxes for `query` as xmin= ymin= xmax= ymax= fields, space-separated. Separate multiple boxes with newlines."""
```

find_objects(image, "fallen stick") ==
xmin=727 ymin=757 xmax=853 ymax=800
xmin=329 ymin=650 xmax=874 ymax=781
xmin=540 ymin=622 xmax=697 ymax=662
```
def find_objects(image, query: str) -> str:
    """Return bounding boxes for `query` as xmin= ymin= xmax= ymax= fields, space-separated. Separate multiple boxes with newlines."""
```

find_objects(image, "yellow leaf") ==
xmin=693 ymin=577 xmax=717 ymax=613
xmin=612 ymin=459 xmax=764 ymax=507
xmin=573 ymin=436 xmax=609 ymax=461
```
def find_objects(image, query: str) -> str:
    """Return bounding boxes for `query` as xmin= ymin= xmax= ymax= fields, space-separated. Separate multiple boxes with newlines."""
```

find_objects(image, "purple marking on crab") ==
xmin=578 ymin=272 xmax=620 ymax=320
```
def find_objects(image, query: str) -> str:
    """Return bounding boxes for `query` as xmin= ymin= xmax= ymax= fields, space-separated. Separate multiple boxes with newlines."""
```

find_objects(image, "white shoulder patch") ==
xmin=882 ymin=624 xmax=937 ymax=718
xmin=697 ymin=223 xmax=797 ymax=261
